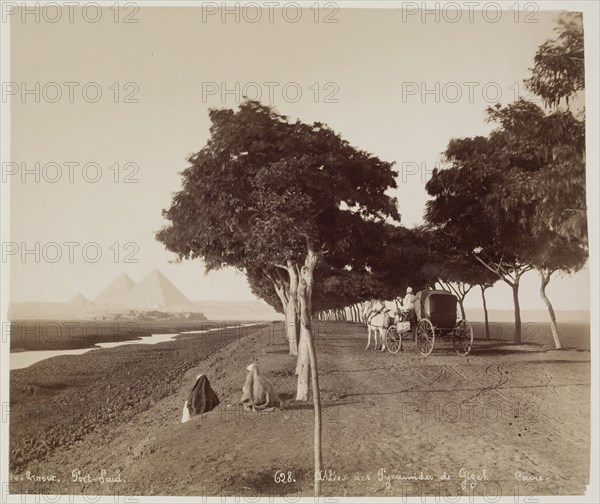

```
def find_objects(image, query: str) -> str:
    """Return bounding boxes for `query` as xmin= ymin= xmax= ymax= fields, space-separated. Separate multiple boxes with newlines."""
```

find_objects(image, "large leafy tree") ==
xmin=485 ymin=101 xmax=587 ymax=349
xmin=426 ymin=12 xmax=587 ymax=346
xmin=157 ymin=101 xmax=399 ymax=495
xmin=489 ymin=13 xmax=587 ymax=347
xmin=425 ymin=133 xmax=536 ymax=343
xmin=427 ymin=96 xmax=586 ymax=343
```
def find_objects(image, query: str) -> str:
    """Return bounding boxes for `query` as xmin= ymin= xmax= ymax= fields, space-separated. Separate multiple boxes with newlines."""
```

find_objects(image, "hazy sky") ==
xmin=8 ymin=5 xmax=590 ymax=311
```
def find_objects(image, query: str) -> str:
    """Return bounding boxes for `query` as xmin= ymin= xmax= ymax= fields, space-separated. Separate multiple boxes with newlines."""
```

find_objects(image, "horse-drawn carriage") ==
xmin=385 ymin=289 xmax=473 ymax=356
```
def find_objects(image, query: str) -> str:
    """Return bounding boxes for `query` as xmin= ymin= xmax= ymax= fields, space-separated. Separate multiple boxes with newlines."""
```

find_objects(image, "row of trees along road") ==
xmin=156 ymin=13 xmax=587 ymax=496
xmin=425 ymin=12 xmax=587 ymax=346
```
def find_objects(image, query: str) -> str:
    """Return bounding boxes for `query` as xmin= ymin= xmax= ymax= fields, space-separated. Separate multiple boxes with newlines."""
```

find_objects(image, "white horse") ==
xmin=363 ymin=300 xmax=394 ymax=351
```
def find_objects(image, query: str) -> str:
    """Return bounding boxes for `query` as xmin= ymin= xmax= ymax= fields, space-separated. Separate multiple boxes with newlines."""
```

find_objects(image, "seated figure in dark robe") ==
xmin=181 ymin=374 xmax=220 ymax=423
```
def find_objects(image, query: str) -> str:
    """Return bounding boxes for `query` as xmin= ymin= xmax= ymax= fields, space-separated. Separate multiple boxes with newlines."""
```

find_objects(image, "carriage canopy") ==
xmin=415 ymin=289 xmax=458 ymax=329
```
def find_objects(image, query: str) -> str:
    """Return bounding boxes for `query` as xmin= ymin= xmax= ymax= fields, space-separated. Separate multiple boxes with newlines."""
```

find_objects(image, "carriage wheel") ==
xmin=453 ymin=320 xmax=474 ymax=356
xmin=385 ymin=326 xmax=402 ymax=354
xmin=416 ymin=319 xmax=435 ymax=356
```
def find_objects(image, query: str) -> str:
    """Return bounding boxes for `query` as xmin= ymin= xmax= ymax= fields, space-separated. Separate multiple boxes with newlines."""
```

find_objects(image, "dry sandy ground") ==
xmin=9 ymin=322 xmax=590 ymax=498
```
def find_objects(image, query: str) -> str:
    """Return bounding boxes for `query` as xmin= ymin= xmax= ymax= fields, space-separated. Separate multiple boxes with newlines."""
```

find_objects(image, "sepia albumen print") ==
xmin=1 ymin=1 xmax=598 ymax=502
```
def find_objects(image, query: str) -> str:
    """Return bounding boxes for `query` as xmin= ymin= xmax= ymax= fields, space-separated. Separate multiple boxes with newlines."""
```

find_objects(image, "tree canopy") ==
xmin=157 ymin=100 xmax=400 ymax=275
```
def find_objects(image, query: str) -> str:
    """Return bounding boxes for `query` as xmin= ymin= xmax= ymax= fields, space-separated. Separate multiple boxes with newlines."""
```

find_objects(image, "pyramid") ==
xmin=69 ymin=292 xmax=93 ymax=306
xmin=94 ymin=272 xmax=136 ymax=305
xmin=121 ymin=270 xmax=192 ymax=308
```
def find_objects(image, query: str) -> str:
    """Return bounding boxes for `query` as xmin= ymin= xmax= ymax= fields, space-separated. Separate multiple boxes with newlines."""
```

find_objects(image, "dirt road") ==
xmin=9 ymin=321 xmax=590 ymax=497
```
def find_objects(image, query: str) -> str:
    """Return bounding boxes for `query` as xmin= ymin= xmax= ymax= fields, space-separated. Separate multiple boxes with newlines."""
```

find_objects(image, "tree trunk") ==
xmin=270 ymin=278 xmax=290 ymax=344
xmin=512 ymin=281 xmax=522 ymax=344
xmin=285 ymin=301 xmax=298 ymax=355
xmin=285 ymin=262 xmax=300 ymax=355
xmin=295 ymin=256 xmax=314 ymax=397
xmin=457 ymin=298 xmax=466 ymax=320
xmin=297 ymin=248 xmax=322 ymax=498
xmin=296 ymin=319 xmax=311 ymax=398
xmin=481 ymin=286 xmax=490 ymax=340
xmin=471 ymin=256 xmax=529 ymax=345
xmin=539 ymin=269 xmax=561 ymax=349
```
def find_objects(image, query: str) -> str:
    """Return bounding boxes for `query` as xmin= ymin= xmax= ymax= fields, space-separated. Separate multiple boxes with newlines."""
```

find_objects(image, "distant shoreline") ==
xmin=8 ymin=319 xmax=275 ymax=352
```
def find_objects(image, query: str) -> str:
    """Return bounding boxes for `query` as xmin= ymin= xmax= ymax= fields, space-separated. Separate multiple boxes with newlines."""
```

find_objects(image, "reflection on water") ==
xmin=95 ymin=333 xmax=181 ymax=349
xmin=11 ymin=348 xmax=95 ymax=371
xmin=10 ymin=323 xmax=261 ymax=371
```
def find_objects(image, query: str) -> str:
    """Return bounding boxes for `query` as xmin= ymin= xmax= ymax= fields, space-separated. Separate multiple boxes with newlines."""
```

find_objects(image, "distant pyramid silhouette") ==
xmin=122 ymin=270 xmax=192 ymax=308
xmin=94 ymin=272 xmax=136 ymax=305
xmin=69 ymin=292 xmax=93 ymax=306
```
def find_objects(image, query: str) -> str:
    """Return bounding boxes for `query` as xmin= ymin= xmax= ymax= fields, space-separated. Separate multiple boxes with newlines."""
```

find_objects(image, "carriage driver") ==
xmin=401 ymin=287 xmax=417 ymax=327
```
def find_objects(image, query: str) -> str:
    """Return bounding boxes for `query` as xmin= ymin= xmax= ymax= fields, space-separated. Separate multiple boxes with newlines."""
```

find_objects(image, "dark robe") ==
xmin=187 ymin=375 xmax=220 ymax=416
